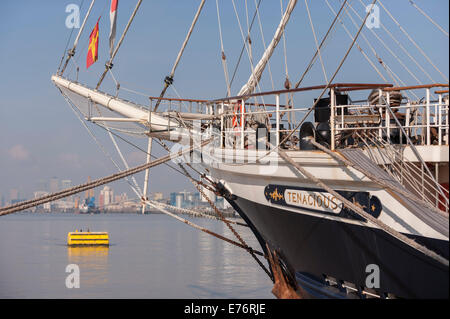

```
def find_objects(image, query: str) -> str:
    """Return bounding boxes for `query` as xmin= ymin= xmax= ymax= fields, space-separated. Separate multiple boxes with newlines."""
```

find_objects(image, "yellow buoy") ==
xmin=67 ymin=231 xmax=109 ymax=246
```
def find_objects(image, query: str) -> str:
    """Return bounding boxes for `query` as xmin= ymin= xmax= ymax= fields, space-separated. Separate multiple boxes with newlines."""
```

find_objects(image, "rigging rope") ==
xmin=324 ymin=0 xmax=389 ymax=85
xmin=236 ymin=0 xmax=297 ymax=97
xmin=408 ymin=0 xmax=449 ymax=37
xmin=218 ymin=0 xmax=381 ymax=171
xmin=347 ymin=0 xmax=430 ymax=95
xmin=215 ymin=0 xmax=232 ymax=97
xmin=153 ymin=0 xmax=206 ymax=112
xmin=59 ymin=87 xmax=143 ymax=199
xmin=377 ymin=0 xmax=448 ymax=82
xmin=274 ymin=0 xmax=380 ymax=159
xmin=209 ymin=0 xmax=379 ymax=168
xmin=96 ymin=0 xmax=143 ymax=90
xmin=254 ymin=0 xmax=275 ymax=91
xmin=310 ymin=138 xmax=448 ymax=219
xmin=59 ymin=0 xmax=94 ymax=75
xmin=157 ymin=115 xmax=274 ymax=280
xmin=278 ymin=149 xmax=449 ymax=267
xmin=0 ymin=139 xmax=212 ymax=217
xmin=65 ymin=0 xmax=109 ymax=78
xmin=355 ymin=0 xmax=435 ymax=85
xmin=150 ymin=199 xmax=248 ymax=227
xmin=229 ymin=0 xmax=262 ymax=93
xmin=305 ymin=0 xmax=328 ymax=83
xmin=294 ymin=0 xmax=348 ymax=88
xmin=144 ymin=200 xmax=266 ymax=258
xmin=57 ymin=13 xmax=77 ymax=73
xmin=92 ymin=69 xmax=144 ymax=197
xmin=335 ymin=0 xmax=419 ymax=99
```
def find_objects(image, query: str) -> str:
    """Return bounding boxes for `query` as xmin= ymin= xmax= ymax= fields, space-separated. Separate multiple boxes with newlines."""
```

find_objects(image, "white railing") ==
xmin=332 ymin=88 xmax=449 ymax=148
xmin=159 ymin=84 xmax=448 ymax=153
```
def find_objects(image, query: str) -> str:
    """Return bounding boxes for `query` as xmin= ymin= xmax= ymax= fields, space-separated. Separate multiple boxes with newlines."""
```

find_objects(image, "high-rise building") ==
xmin=49 ymin=177 xmax=59 ymax=193
xmin=170 ymin=192 xmax=177 ymax=206
xmin=180 ymin=190 xmax=189 ymax=202
xmin=99 ymin=193 xmax=105 ymax=209
xmin=100 ymin=186 xmax=114 ymax=206
xmin=61 ymin=180 xmax=72 ymax=189
xmin=175 ymin=193 xmax=184 ymax=208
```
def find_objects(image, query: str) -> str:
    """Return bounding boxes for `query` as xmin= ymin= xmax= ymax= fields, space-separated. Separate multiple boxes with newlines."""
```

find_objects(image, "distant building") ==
xmin=61 ymin=180 xmax=72 ymax=189
xmin=175 ymin=193 xmax=184 ymax=208
xmin=49 ymin=177 xmax=59 ymax=193
xmin=179 ymin=190 xmax=189 ymax=201
xmin=153 ymin=192 xmax=164 ymax=201
xmin=99 ymin=193 xmax=105 ymax=209
xmin=34 ymin=191 xmax=48 ymax=199
xmin=55 ymin=200 xmax=75 ymax=211
xmin=170 ymin=192 xmax=177 ymax=206
xmin=100 ymin=186 xmax=114 ymax=207
xmin=215 ymin=196 xmax=232 ymax=209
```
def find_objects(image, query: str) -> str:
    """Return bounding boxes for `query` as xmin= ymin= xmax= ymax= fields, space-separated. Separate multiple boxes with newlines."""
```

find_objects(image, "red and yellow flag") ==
xmin=86 ymin=18 xmax=100 ymax=69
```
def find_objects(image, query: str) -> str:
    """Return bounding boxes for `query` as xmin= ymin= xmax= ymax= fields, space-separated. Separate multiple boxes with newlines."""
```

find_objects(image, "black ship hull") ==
xmin=230 ymin=196 xmax=449 ymax=299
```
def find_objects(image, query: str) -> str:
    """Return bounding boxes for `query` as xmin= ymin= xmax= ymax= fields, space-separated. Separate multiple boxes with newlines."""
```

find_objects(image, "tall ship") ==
xmin=22 ymin=0 xmax=450 ymax=298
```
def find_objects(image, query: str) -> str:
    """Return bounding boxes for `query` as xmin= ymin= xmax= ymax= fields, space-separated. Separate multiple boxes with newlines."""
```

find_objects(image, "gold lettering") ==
xmin=302 ymin=193 xmax=307 ymax=205
xmin=308 ymin=195 xmax=313 ymax=206
xmin=317 ymin=195 xmax=323 ymax=207
xmin=330 ymin=196 xmax=338 ymax=210
xmin=323 ymin=196 xmax=330 ymax=208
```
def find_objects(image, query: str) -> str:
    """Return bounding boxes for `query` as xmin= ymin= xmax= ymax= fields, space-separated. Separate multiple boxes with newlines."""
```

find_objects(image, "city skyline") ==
xmin=0 ymin=175 xmax=195 ymax=208
xmin=0 ymin=174 xmax=229 ymax=214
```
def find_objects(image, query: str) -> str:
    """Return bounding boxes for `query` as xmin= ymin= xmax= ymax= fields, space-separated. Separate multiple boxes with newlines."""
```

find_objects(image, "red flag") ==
xmin=109 ymin=0 xmax=118 ymax=58
xmin=86 ymin=18 xmax=100 ymax=69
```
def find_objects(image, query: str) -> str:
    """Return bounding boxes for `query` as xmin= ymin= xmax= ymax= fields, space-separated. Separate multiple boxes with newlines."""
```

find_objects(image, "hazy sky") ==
xmin=0 ymin=0 xmax=448 ymax=201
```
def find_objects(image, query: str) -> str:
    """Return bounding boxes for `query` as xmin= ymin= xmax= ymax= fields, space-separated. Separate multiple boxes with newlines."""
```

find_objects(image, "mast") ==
xmin=237 ymin=0 xmax=298 ymax=97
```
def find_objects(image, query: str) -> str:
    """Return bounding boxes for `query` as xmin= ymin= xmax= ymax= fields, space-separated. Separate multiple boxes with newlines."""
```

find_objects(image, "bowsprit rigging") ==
xmin=3 ymin=0 xmax=450 ymax=299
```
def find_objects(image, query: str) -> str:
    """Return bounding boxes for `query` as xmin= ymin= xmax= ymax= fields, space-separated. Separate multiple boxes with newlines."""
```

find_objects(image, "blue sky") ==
xmin=0 ymin=0 xmax=448 ymax=201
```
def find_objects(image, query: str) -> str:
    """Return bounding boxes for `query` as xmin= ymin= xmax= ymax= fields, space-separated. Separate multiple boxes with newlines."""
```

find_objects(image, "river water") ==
xmin=0 ymin=212 xmax=273 ymax=298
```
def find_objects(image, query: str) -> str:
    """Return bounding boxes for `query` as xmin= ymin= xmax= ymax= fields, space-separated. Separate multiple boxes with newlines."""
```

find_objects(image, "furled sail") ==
xmin=237 ymin=0 xmax=298 ymax=97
